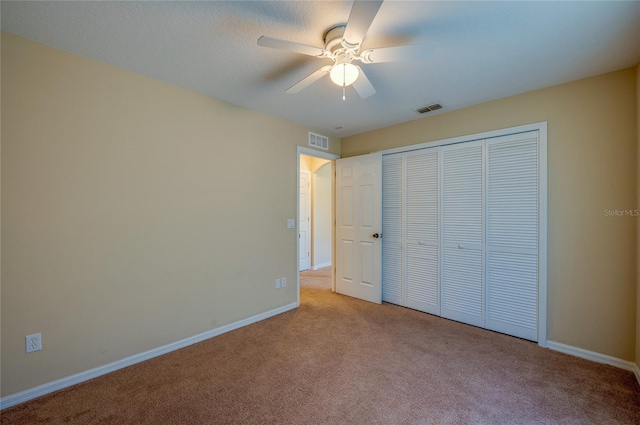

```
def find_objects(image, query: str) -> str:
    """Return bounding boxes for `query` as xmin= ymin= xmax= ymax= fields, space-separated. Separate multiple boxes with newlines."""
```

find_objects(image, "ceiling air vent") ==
xmin=309 ymin=132 xmax=329 ymax=150
xmin=416 ymin=103 xmax=443 ymax=114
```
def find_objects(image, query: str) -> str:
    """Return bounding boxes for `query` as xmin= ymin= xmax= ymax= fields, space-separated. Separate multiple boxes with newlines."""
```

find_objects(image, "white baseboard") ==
xmin=0 ymin=302 xmax=298 ymax=410
xmin=547 ymin=340 xmax=639 ymax=385
xmin=311 ymin=262 xmax=331 ymax=270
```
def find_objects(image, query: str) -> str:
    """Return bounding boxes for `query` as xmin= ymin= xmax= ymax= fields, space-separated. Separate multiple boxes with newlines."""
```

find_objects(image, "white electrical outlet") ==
xmin=275 ymin=278 xmax=281 ymax=289
xmin=281 ymin=277 xmax=287 ymax=288
xmin=26 ymin=333 xmax=42 ymax=353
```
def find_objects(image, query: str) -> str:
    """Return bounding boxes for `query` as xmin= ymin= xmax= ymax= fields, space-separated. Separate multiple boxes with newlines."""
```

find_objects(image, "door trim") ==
xmin=380 ymin=122 xmax=547 ymax=155
xmin=296 ymin=147 xmax=339 ymax=307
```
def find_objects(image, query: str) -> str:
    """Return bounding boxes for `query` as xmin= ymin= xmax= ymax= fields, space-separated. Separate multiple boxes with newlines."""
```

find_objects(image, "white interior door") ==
xmin=299 ymin=170 xmax=311 ymax=272
xmin=336 ymin=153 xmax=382 ymax=304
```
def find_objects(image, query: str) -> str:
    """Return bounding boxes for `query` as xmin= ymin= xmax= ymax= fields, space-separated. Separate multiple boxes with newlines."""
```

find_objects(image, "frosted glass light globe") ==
xmin=330 ymin=63 xmax=359 ymax=87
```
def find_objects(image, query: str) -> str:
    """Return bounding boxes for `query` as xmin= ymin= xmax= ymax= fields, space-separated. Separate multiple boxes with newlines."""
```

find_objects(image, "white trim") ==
xmin=0 ymin=302 xmax=298 ymax=410
xmin=298 ymin=146 xmax=339 ymax=161
xmin=537 ymin=123 xmax=548 ymax=347
xmin=312 ymin=262 xmax=332 ymax=270
xmin=634 ymin=363 xmax=640 ymax=386
xmin=547 ymin=341 xmax=637 ymax=374
xmin=380 ymin=122 xmax=548 ymax=155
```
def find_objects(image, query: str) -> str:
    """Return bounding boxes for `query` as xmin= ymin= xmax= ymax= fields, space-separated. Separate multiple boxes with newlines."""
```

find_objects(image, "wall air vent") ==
xmin=309 ymin=132 xmax=329 ymax=150
xmin=416 ymin=103 xmax=443 ymax=114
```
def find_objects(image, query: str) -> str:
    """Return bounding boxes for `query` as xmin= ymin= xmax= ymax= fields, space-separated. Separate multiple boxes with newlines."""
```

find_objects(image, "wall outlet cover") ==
xmin=26 ymin=333 xmax=42 ymax=353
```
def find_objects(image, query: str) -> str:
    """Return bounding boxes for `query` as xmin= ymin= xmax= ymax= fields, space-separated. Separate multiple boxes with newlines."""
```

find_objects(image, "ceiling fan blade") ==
xmin=359 ymin=43 xmax=436 ymax=64
xmin=352 ymin=66 xmax=376 ymax=99
xmin=342 ymin=0 xmax=384 ymax=50
xmin=258 ymin=36 xmax=331 ymax=58
xmin=286 ymin=66 xmax=332 ymax=94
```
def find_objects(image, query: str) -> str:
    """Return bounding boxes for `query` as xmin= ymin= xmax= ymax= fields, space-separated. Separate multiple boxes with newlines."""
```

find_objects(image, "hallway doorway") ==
xmin=297 ymin=147 xmax=338 ymax=306
xmin=299 ymin=154 xmax=332 ymax=272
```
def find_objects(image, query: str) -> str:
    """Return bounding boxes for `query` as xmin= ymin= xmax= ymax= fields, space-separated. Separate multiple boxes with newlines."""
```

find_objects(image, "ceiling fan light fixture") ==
xmin=330 ymin=62 xmax=359 ymax=87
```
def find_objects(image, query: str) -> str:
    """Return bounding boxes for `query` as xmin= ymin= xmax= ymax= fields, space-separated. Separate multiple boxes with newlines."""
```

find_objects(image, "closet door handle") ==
xmin=372 ymin=233 xmax=380 ymax=239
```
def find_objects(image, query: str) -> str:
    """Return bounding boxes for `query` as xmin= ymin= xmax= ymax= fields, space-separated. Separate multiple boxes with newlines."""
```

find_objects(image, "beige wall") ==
xmin=343 ymin=68 xmax=638 ymax=361
xmin=0 ymin=32 xmax=339 ymax=397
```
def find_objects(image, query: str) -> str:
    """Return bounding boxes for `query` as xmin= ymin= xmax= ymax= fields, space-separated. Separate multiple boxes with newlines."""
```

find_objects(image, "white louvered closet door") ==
xmin=486 ymin=131 xmax=539 ymax=341
xmin=379 ymin=125 xmax=544 ymax=343
xmin=440 ymin=141 xmax=484 ymax=327
xmin=382 ymin=154 xmax=403 ymax=305
xmin=405 ymin=149 xmax=439 ymax=314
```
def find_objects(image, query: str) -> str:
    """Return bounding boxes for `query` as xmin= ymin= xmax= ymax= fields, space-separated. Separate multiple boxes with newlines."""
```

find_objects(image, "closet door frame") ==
xmin=381 ymin=122 xmax=547 ymax=347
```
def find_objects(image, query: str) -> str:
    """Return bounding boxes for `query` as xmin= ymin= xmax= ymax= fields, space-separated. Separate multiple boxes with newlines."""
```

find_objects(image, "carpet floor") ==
xmin=2 ymin=267 xmax=639 ymax=424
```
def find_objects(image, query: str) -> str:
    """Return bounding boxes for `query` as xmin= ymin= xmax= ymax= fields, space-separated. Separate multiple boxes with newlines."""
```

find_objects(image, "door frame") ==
xmin=296 ymin=146 xmax=339 ymax=307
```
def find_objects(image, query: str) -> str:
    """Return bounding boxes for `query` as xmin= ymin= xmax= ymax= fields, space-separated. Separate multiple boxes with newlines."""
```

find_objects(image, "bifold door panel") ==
xmin=405 ymin=149 xmax=440 ymax=315
xmin=440 ymin=141 xmax=484 ymax=327
xmin=381 ymin=153 xmax=402 ymax=305
xmin=485 ymin=133 xmax=539 ymax=340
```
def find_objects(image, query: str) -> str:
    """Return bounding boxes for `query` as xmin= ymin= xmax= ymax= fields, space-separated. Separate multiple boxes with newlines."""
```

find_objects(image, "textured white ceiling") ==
xmin=2 ymin=1 xmax=639 ymax=137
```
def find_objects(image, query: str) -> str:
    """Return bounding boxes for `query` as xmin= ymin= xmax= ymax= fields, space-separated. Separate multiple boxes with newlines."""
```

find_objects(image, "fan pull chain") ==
xmin=342 ymin=64 xmax=346 ymax=101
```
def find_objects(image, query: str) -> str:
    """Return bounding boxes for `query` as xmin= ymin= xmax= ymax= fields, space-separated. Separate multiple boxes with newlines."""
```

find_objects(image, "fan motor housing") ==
xmin=324 ymin=25 xmax=347 ymax=53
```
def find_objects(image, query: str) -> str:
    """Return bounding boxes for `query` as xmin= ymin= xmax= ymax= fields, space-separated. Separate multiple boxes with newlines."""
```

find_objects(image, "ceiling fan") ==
xmin=257 ymin=0 xmax=435 ymax=100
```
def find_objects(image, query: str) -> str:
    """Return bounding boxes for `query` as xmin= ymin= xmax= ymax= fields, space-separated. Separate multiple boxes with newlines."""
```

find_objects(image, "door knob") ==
xmin=372 ymin=233 xmax=380 ymax=239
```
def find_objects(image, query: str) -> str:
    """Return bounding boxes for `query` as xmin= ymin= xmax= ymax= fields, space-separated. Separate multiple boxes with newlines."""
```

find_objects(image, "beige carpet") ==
xmin=2 ymin=267 xmax=639 ymax=424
